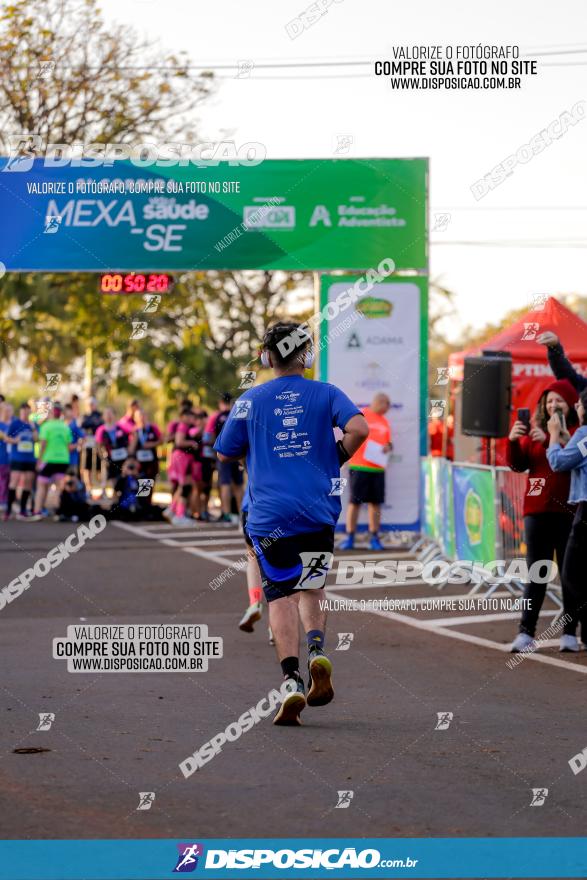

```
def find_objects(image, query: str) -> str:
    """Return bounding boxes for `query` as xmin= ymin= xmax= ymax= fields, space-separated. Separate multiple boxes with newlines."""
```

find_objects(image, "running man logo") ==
xmin=36 ymin=712 xmax=55 ymax=731
xmin=235 ymin=59 xmax=254 ymax=78
xmin=429 ymin=399 xmax=446 ymax=419
xmin=137 ymin=479 xmax=154 ymax=497
xmin=136 ymin=791 xmax=156 ymax=811
xmin=234 ymin=399 xmax=252 ymax=420
xmin=296 ymin=551 xmax=333 ymax=590
xmin=173 ymin=843 xmax=204 ymax=873
xmin=329 ymin=477 xmax=347 ymax=496
xmin=143 ymin=294 xmax=161 ymax=313
xmin=239 ymin=371 xmax=256 ymax=390
xmin=335 ymin=790 xmax=354 ymax=809
xmin=431 ymin=212 xmax=451 ymax=232
xmin=130 ymin=322 xmax=148 ymax=340
xmin=36 ymin=399 xmax=51 ymax=419
xmin=336 ymin=633 xmax=354 ymax=651
xmin=435 ymin=367 xmax=451 ymax=386
xmin=44 ymin=373 xmax=61 ymax=392
xmin=37 ymin=60 xmax=56 ymax=79
xmin=3 ymin=135 xmax=43 ymax=172
xmin=531 ymin=294 xmax=548 ymax=311
xmin=44 ymin=215 xmax=62 ymax=234
xmin=435 ymin=712 xmax=453 ymax=731
xmin=521 ymin=322 xmax=540 ymax=341
xmin=334 ymin=134 xmax=353 ymax=155
xmin=530 ymin=788 xmax=548 ymax=806
xmin=527 ymin=478 xmax=546 ymax=497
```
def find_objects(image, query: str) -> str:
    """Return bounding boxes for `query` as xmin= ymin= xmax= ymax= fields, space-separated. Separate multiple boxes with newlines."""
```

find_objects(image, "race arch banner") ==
xmin=318 ymin=275 xmax=428 ymax=531
xmin=0 ymin=157 xmax=427 ymax=272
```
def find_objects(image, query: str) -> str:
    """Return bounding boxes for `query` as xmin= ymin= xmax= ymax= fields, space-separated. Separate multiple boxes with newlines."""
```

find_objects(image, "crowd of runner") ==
xmin=0 ymin=392 xmax=244 ymax=525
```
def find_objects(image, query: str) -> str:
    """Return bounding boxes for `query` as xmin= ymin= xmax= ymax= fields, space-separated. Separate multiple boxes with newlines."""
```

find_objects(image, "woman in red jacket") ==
xmin=507 ymin=379 xmax=578 ymax=652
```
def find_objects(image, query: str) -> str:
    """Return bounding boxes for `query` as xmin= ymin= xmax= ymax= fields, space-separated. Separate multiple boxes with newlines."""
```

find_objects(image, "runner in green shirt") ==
xmin=31 ymin=404 xmax=74 ymax=519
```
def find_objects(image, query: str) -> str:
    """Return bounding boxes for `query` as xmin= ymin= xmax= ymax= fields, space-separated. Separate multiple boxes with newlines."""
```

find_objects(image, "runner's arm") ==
xmin=547 ymin=427 xmax=587 ymax=471
xmin=142 ymin=426 xmax=161 ymax=449
xmin=213 ymin=408 xmax=248 ymax=462
xmin=216 ymin=450 xmax=245 ymax=462
xmin=174 ymin=427 xmax=196 ymax=450
xmin=339 ymin=413 xmax=369 ymax=460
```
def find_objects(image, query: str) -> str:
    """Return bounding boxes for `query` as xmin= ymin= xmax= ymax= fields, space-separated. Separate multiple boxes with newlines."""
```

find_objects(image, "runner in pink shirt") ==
xmin=117 ymin=399 xmax=140 ymax=435
xmin=168 ymin=408 xmax=199 ymax=525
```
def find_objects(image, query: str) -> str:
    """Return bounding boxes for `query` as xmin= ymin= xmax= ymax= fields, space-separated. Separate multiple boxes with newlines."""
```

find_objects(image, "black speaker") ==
xmin=461 ymin=352 xmax=512 ymax=437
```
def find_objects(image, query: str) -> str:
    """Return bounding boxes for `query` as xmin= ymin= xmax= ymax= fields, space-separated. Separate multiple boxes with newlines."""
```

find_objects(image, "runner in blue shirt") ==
xmin=64 ymin=403 xmax=85 ymax=475
xmin=4 ymin=402 xmax=38 ymax=520
xmin=215 ymin=322 xmax=368 ymax=725
xmin=0 ymin=400 xmax=13 ymax=513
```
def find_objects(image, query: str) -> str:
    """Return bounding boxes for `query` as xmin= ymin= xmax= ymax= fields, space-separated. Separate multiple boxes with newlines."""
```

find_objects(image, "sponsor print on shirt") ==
xmin=213 ymin=375 xmax=360 ymax=536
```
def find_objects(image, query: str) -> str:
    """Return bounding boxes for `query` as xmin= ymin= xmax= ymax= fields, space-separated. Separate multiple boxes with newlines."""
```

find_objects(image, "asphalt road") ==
xmin=1 ymin=517 xmax=586 ymax=841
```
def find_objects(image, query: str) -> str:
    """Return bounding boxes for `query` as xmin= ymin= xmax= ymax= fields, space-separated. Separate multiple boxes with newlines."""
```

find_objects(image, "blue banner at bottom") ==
xmin=0 ymin=838 xmax=586 ymax=879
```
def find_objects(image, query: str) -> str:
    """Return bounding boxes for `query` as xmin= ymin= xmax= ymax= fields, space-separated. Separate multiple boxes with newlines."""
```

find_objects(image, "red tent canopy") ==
xmin=449 ymin=296 xmax=587 ymax=415
xmin=448 ymin=297 xmax=587 ymax=464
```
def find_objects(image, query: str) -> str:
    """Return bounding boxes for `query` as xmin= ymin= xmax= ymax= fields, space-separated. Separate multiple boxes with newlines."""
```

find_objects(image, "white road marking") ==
xmin=112 ymin=522 xmax=585 ymax=675
xmin=425 ymin=610 xmax=559 ymax=627
xmin=112 ymin=520 xmax=244 ymax=569
xmin=326 ymin=589 xmax=587 ymax=675
xmin=164 ymin=537 xmax=247 ymax=547
xmin=138 ymin=528 xmax=241 ymax=538
xmin=330 ymin=553 xmax=417 ymax=563
xmin=325 ymin=578 xmax=434 ymax=590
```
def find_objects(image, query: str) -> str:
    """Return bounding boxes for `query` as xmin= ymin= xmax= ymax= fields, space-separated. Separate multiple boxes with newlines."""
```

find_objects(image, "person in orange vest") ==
xmin=338 ymin=392 xmax=392 ymax=551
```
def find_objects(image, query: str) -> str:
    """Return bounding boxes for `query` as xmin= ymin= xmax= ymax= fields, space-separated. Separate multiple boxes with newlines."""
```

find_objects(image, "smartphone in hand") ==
xmin=554 ymin=407 xmax=567 ymax=432
xmin=517 ymin=408 xmax=531 ymax=432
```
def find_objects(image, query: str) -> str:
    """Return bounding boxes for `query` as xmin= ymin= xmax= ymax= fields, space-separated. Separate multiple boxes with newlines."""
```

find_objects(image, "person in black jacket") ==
xmin=538 ymin=331 xmax=587 ymax=391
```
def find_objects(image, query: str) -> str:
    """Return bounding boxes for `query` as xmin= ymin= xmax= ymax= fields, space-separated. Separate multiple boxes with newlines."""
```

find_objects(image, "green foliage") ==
xmin=0 ymin=269 xmax=313 ymax=408
xmin=0 ymin=0 xmax=315 ymax=409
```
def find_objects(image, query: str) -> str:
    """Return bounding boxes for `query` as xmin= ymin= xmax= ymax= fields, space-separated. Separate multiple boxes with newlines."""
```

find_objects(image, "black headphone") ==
xmin=260 ymin=324 xmax=315 ymax=369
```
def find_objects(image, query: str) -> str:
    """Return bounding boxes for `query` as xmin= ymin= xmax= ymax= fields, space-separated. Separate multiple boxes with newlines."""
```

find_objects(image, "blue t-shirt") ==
xmin=116 ymin=475 xmax=139 ymax=509
xmin=68 ymin=419 xmax=85 ymax=466
xmin=7 ymin=418 xmax=37 ymax=463
xmin=214 ymin=376 xmax=360 ymax=537
xmin=0 ymin=421 xmax=9 ymax=466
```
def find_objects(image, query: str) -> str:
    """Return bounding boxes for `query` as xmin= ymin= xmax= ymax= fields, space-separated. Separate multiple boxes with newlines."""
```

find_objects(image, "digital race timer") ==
xmin=99 ymin=273 xmax=174 ymax=294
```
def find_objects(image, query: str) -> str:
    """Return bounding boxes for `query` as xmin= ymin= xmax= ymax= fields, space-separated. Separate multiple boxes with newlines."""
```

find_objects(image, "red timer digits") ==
xmin=100 ymin=273 xmax=173 ymax=294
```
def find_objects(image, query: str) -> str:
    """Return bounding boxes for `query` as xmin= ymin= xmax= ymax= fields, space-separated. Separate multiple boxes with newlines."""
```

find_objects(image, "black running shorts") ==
xmin=349 ymin=469 xmax=385 ymax=505
xmin=246 ymin=525 xmax=335 ymax=602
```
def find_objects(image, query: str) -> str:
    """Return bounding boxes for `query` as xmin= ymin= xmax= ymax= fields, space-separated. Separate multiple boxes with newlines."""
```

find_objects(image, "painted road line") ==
xmin=424 ymin=609 xmax=558 ymax=627
xmin=137 ymin=527 xmax=240 ymax=537
xmin=110 ymin=521 xmax=584 ymax=674
xmin=324 ymin=589 xmax=528 ymax=603
xmin=111 ymin=521 xmax=244 ymax=569
xmin=181 ymin=546 xmax=246 ymax=569
xmin=167 ymin=535 xmax=246 ymax=544
xmin=331 ymin=554 xmax=418 ymax=563
xmin=325 ymin=589 xmax=587 ymax=676
xmin=163 ymin=537 xmax=246 ymax=548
